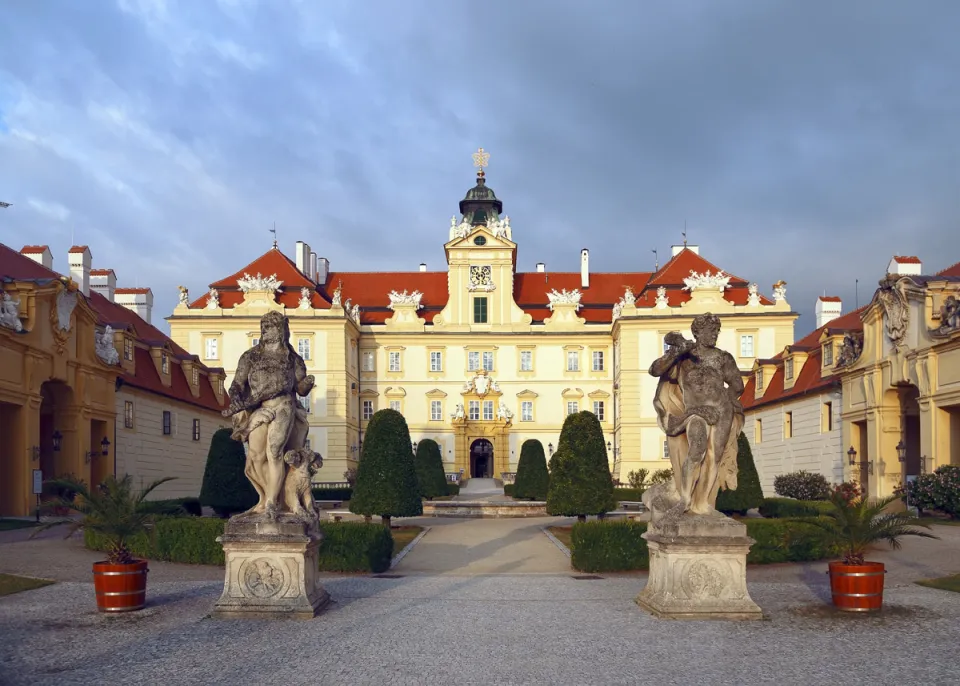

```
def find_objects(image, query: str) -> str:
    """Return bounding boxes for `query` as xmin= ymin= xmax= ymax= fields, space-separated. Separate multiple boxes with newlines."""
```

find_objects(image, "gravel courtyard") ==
xmin=1 ymin=518 xmax=959 ymax=686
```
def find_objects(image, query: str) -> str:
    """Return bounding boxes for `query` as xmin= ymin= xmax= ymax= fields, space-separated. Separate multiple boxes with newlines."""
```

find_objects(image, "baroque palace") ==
xmin=169 ymin=151 xmax=797 ymax=483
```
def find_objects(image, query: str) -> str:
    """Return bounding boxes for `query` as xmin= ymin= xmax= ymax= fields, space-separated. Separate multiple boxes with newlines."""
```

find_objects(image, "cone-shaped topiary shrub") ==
xmin=199 ymin=428 xmax=258 ymax=517
xmin=716 ymin=432 xmax=765 ymax=515
xmin=414 ymin=438 xmax=448 ymax=500
xmin=546 ymin=411 xmax=616 ymax=520
xmin=349 ymin=409 xmax=423 ymax=526
xmin=513 ymin=439 xmax=549 ymax=500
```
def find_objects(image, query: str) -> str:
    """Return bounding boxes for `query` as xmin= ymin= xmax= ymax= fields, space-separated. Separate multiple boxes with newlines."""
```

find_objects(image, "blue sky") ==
xmin=1 ymin=0 xmax=959 ymax=334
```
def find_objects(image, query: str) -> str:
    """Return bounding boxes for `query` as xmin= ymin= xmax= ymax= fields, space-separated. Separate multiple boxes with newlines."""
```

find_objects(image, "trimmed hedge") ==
xmin=759 ymin=498 xmax=834 ymax=519
xmin=571 ymin=520 xmax=649 ymax=572
xmin=503 ymin=484 xmax=514 ymax=497
xmin=716 ymin=432 xmax=764 ymax=515
xmin=567 ymin=518 xmax=836 ymax=572
xmin=316 ymin=522 xmax=393 ymax=573
xmin=156 ymin=497 xmax=202 ymax=517
xmin=84 ymin=517 xmax=396 ymax=572
xmin=774 ymin=470 xmax=831 ymax=501
xmin=447 ymin=483 xmax=460 ymax=496
xmin=414 ymin=439 xmax=448 ymax=500
xmin=312 ymin=487 xmax=353 ymax=502
xmin=199 ymin=428 xmax=258 ymax=517
xmin=349 ymin=409 xmax=423 ymax=521
xmin=514 ymin=439 xmax=549 ymax=500
xmin=547 ymin=411 xmax=616 ymax=517
xmin=613 ymin=488 xmax=645 ymax=502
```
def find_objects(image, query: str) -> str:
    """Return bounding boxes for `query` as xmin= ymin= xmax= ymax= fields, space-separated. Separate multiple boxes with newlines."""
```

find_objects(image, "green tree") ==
xmin=199 ymin=428 xmax=258 ymax=517
xmin=414 ymin=438 xmax=448 ymax=500
xmin=513 ymin=439 xmax=549 ymax=500
xmin=546 ymin=411 xmax=616 ymax=521
xmin=716 ymin=432 xmax=765 ymax=515
xmin=349 ymin=409 xmax=423 ymax=526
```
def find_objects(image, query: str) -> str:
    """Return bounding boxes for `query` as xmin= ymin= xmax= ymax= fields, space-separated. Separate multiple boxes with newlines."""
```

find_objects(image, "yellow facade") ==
xmin=840 ymin=273 xmax=960 ymax=498
xmin=0 ymin=278 xmax=117 ymax=516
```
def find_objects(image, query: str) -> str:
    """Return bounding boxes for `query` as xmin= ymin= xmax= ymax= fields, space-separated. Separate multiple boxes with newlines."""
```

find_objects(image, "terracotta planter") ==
xmin=92 ymin=560 xmax=148 ymax=612
xmin=828 ymin=561 xmax=885 ymax=612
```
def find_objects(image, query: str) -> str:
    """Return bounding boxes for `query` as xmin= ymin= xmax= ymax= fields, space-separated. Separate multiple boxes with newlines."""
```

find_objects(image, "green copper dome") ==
xmin=459 ymin=173 xmax=503 ymax=226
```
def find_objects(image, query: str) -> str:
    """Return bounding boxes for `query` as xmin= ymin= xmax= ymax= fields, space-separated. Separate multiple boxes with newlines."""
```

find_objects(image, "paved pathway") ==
xmin=394 ymin=516 xmax=570 ymax=575
xmin=455 ymin=477 xmax=505 ymax=501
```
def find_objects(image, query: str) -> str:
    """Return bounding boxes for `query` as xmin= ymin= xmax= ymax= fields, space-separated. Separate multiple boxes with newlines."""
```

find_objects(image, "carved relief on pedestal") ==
xmin=241 ymin=557 xmax=286 ymax=599
xmin=681 ymin=559 xmax=728 ymax=599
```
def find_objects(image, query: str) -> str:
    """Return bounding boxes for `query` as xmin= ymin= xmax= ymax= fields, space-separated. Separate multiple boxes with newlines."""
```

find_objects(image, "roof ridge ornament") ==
xmin=682 ymin=269 xmax=731 ymax=292
xmin=238 ymin=272 xmax=283 ymax=293
xmin=472 ymin=146 xmax=490 ymax=180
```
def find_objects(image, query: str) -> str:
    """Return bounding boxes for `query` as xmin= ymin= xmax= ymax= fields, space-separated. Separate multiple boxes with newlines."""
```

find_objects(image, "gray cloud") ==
xmin=1 ymin=0 xmax=958 ymax=333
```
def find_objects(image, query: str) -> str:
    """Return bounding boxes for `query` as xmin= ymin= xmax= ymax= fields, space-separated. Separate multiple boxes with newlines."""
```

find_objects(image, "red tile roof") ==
xmin=938 ymin=260 xmax=960 ymax=278
xmin=90 ymin=269 xmax=116 ymax=276
xmin=20 ymin=245 xmax=49 ymax=255
xmin=68 ymin=245 xmax=90 ymax=254
xmin=115 ymin=287 xmax=152 ymax=294
xmin=192 ymin=246 xmax=771 ymax=324
xmin=818 ymin=295 xmax=842 ymax=302
xmin=0 ymin=242 xmax=224 ymax=413
xmin=893 ymin=255 xmax=922 ymax=264
xmin=742 ymin=306 xmax=866 ymax=411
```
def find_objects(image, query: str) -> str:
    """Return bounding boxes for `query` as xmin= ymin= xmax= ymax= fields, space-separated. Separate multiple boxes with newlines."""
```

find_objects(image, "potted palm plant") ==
xmin=36 ymin=474 xmax=180 ymax=612
xmin=807 ymin=489 xmax=938 ymax=611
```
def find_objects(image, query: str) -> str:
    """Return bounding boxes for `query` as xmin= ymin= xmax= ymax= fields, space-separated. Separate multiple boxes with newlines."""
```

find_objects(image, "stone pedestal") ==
xmin=211 ymin=514 xmax=330 ymax=620
xmin=635 ymin=513 xmax=762 ymax=620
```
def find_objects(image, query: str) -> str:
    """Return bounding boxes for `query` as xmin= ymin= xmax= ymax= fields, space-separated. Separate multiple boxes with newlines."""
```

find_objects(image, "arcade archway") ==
xmin=470 ymin=438 xmax=494 ymax=478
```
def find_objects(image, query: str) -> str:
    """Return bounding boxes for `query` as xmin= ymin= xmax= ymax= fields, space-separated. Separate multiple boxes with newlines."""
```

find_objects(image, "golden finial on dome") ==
xmin=472 ymin=147 xmax=490 ymax=179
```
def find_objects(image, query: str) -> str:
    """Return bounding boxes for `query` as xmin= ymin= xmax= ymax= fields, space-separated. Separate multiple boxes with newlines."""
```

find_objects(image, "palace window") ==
xmin=756 ymin=369 xmax=764 ymax=391
xmin=483 ymin=351 xmax=494 ymax=371
xmin=205 ymin=338 xmax=218 ymax=360
xmin=298 ymin=338 xmax=311 ymax=361
xmin=430 ymin=351 xmax=443 ymax=372
xmin=521 ymin=401 xmax=533 ymax=422
xmin=468 ymin=400 xmax=481 ymax=421
xmin=567 ymin=401 xmax=579 ymax=415
xmin=124 ymin=401 xmax=134 ymax=429
xmin=823 ymin=344 xmax=834 ymax=366
xmin=388 ymin=351 xmax=401 ymax=372
xmin=822 ymin=402 xmax=833 ymax=433
xmin=483 ymin=400 xmax=494 ymax=421
xmin=389 ymin=400 xmax=401 ymax=413
xmin=593 ymin=400 xmax=605 ymax=421
xmin=299 ymin=394 xmax=311 ymax=413
xmin=362 ymin=400 xmax=374 ymax=420
xmin=567 ymin=351 xmax=580 ymax=372
xmin=162 ymin=411 xmax=172 ymax=436
xmin=123 ymin=337 xmax=133 ymax=361
xmin=520 ymin=350 xmax=533 ymax=372
xmin=785 ymin=358 xmax=794 ymax=380
xmin=362 ymin=351 xmax=375 ymax=371
xmin=740 ymin=335 xmax=754 ymax=358
xmin=161 ymin=352 xmax=169 ymax=374
xmin=468 ymin=352 xmax=480 ymax=371
xmin=592 ymin=350 xmax=604 ymax=372
xmin=473 ymin=297 xmax=488 ymax=324
xmin=430 ymin=400 xmax=443 ymax=421
xmin=192 ymin=419 xmax=200 ymax=441
xmin=784 ymin=411 xmax=793 ymax=439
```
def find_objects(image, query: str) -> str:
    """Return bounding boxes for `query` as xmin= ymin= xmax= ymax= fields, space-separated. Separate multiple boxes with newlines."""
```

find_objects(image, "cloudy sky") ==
xmin=2 ymin=0 xmax=958 ymax=334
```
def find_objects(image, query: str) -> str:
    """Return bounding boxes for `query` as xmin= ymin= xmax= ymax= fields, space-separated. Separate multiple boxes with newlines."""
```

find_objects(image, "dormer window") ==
xmin=192 ymin=367 xmax=199 ymax=386
xmin=756 ymin=369 xmax=764 ymax=391
xmin=124 ymin=337 xmax=133 ymax=361
xmin=823 ymin=344 xmax=833 ymax=366
xmin=161 ymin=352 xmax=169 ymax=374
xmin=785 ymin=358 xmax=794 ymax=380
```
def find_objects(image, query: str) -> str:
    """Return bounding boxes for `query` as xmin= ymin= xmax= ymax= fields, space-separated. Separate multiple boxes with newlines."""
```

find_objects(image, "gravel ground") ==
xmin=1 ymin=575 xmax=958 ymax=686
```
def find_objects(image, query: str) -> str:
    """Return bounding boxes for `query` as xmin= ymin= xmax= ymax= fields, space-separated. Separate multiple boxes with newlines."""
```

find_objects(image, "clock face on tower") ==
xmin=470 ymin=265 xmax=491 ymax=286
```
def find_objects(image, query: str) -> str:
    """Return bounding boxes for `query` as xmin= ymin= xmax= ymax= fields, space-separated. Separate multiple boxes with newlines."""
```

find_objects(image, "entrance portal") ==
xmin=470 ymin=439 xmax=493 ymax=478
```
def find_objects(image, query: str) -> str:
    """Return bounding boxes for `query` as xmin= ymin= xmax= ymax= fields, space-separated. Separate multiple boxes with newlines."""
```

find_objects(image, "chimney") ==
xmin=886 ymin=255 xmax=922 ymax=276
xmin=536 ymin=262 xmax=546 ymax=273
xmin=815 ymin=296 xmax=842 ymax=328
xmin=295 ymin=241 xmax=311 ymax=276
xmin=20 ymin=245 xmax=54 ymax=270
xmin=90 ymin=269 xmax=117 ymax=302
xmin=68 ymin=246 xmax=92 ymax=296
xmin=419 ymin=263 xmax=427 ymax=272
xmin=115 ymin=288 xmax=154 ymax=324
xmin=580 ymin=248 xmax=590 ymax=289
xmin=317 ymin=257 xmax=330 ymax=286
xmin=309 ymin=252 xmax=318 ymax=283
xmin=671 ymin=244 xmax=700 ymax=256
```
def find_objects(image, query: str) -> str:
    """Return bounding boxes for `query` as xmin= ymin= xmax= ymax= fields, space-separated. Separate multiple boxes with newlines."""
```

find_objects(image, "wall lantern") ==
xmin=548 ymin=443 xmax=554 ymax=456
xmin=896 ymin=440 xmax=907 ymax=463
xmin=52 ymin=430 xmax=63 ymax=452
xmin=607 ymin=441 xmax=612 ymax=452
xmin=847 ymin=446 xmax=857 ymax=466
xmin=101 ymin=436 xmax=111 ymax=456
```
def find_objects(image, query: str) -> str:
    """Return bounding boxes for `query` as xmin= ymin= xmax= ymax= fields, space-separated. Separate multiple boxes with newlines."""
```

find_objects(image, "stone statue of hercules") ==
xmin=222 ymin=310 xmax=315 ymax=518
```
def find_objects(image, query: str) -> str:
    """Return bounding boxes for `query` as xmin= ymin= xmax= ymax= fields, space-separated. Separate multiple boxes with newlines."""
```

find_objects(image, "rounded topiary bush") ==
xmin=349 ymin=409 xmax=423 ymax=526
xmin=546 ymin=411 xmax=616 ymax=520
xmin=513 ymin=439 xmax=549 ymax=500
xmin=199 ymin=428 xmax=258 ymax=517
xmin=414 ymin=439 xmax=448 ymax=500
xmin=773 ymin=470 xmax=831 ymax=501
xmin=716 ymin=432 xmax=764 ymax=515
